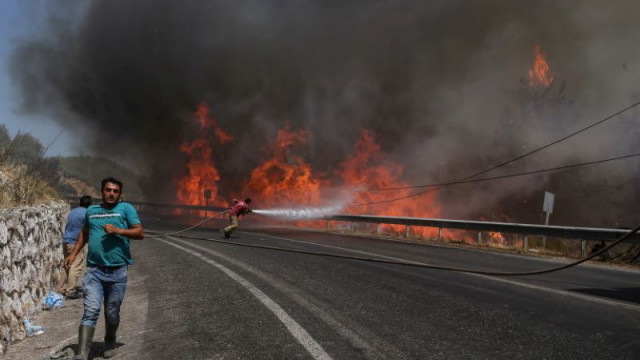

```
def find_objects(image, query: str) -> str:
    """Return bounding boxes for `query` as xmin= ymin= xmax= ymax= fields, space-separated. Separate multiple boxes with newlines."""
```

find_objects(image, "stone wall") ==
xmin=0 ymin=202 xmax=68 ymax=356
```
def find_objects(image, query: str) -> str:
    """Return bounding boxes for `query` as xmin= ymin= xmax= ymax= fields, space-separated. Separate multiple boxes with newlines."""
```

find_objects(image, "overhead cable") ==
xmin=167 ymin=225 xmax=640 ymax=277
xmin=355 ymin=100 xmax=640 ymax=205
xmin=365 ymin=152 xmax=640 ymax=191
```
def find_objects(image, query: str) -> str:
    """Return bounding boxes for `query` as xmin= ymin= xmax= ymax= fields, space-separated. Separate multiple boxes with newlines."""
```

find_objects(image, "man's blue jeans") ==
xmin=80 ymin=265 xmax=128 ymax=327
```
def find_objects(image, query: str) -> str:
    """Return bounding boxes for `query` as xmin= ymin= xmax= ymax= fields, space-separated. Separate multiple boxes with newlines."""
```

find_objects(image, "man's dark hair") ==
xmin=245 ymin=198 xmax=252 ymax=204
xmin=101 ymin=177 xmax=123 ymax=192
xmin=79 ymin=195 xmax=92 ymax=208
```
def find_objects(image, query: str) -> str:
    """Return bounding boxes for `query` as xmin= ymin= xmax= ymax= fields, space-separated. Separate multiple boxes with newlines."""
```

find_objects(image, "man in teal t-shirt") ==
xmin=84 ymin=200 xmax=140 ymax=267
xmin=64 ymin=177 xmax=144 ymax=360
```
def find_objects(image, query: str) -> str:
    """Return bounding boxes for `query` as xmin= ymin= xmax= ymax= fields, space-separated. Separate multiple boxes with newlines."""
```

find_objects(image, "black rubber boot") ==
xmin=74 ymin=325 xmax=94 ymax=360
xmin=103 ymin=322 xmax=119 ymax=358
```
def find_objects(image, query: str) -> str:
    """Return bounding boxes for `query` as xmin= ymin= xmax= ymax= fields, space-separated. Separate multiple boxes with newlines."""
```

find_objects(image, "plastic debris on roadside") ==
xmin=42 ymin=291 xmax=65 ymax=309
xmin=49 ymin=347 xmax=75 ymax=359
xmin=23 ymin=319 xmax=45 ymax=336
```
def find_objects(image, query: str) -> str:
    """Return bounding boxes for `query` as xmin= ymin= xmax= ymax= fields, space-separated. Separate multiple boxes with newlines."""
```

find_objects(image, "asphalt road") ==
xmin=8 ymin=219 xmax=640 ymax=359
xmin=128 ymin=219 xmax=640 ymax=360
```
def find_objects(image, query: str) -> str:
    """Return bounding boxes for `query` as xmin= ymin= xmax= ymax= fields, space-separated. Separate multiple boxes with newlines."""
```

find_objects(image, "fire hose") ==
xmin=145 ymin=210 xmax=230 ymax=238
xmin=147 ymin=211 xmax=640 ymax=276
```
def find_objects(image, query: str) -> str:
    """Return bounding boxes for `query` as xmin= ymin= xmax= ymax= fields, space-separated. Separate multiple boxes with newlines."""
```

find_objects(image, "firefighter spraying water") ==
xmin=218 ymin=195 xmax=351 ymax=238
xmin=221 ymin=198 xmax=252 ymax=238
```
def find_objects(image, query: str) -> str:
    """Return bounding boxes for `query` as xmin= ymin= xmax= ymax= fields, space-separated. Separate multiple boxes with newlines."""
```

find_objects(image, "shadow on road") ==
xmin=569 ymin=287 xmax=640 ymax=304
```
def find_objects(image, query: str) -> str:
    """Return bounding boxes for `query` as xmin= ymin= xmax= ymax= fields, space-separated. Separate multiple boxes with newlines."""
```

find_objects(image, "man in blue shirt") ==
xmin=64 ymin=177 xmax=144 ymax=360
xmin=59 ymin=195 xmax=92 ymax=299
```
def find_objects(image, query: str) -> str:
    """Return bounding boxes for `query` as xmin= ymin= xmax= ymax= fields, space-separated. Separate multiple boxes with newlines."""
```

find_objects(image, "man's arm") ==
xmin=104 ymin=223 xmax=144 ymax=240
xmin=64 ymin=228 xmax=88 ymax=268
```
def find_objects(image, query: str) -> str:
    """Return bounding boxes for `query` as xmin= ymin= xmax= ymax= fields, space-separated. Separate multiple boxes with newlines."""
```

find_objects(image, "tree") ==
xmin=9 ymin=132 xmax=44 ymax=168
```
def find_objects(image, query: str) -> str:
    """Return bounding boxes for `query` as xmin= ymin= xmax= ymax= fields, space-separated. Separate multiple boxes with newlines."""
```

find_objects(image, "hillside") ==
xmin=57 ymin=156 xmax=145 ymax=201
xmin=0 ymin=124 xmax=147 ymax=206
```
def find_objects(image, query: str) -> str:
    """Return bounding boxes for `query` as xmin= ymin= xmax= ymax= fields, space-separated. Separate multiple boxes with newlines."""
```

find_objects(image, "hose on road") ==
xmin=152 ymin=223 xmax=640 ymax=277
xmin=145 ymin=210 xmax=230 ymax=239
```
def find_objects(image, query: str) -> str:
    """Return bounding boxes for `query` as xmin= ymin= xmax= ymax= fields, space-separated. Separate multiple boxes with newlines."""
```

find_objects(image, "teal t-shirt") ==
xmin=84 ymin=202 xmax=141 ymax=266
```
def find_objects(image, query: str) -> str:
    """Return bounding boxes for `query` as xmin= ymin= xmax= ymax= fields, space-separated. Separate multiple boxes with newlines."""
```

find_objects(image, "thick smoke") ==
xmin=9 ymin=0 xmax=640 ymax=226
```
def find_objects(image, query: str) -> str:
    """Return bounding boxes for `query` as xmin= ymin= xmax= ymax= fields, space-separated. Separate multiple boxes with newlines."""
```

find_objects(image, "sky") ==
xmin=0 ymin=0 xmax=75 ymax=156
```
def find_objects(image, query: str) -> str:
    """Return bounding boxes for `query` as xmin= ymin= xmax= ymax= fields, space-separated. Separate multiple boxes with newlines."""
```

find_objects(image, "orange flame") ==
xmin=528 ymin=45 xmax=554 ymax=87
xmin=241 ymin=127 xmax=444 ymax=236
xmin=176 ymin=103 xmax=232 ymax=207
xmin=488 ymin=231 xmax=506 ymax=245
xmin=339 ymin=130 xmax=442 ymax=237
xmin=176 ymin=117 xmax=447 ymax=238
xmin=243 ymin=124 xmax=326 ymax=207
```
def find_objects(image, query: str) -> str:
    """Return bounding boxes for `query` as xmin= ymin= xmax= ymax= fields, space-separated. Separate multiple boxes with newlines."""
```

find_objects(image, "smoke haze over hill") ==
xmin=9 ymin=0 xmax=640 ymax=226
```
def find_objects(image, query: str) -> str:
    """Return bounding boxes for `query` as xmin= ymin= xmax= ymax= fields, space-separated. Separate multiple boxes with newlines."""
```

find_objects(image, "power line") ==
xmin=365 ymin=152 xmax=640 ymax=191
xmin=354 ymin=100 xmax=640 ymax=206
xmin=450 ymin=99 xmax=640 ymax=184
xmin=169 ymin=225 xmax=640 ymax=277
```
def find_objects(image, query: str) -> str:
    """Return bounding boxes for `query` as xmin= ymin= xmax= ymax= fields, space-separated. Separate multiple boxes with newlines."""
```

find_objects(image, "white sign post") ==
xmin=542 ymin=191 xmax=555 ymax=249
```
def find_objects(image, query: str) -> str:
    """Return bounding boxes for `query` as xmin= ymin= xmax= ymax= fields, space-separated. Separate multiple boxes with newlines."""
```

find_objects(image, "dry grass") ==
xmin=59 ymin=176 xmax=100 ymax=198
xmin=0 ymin=163 xmax=59 ymax=207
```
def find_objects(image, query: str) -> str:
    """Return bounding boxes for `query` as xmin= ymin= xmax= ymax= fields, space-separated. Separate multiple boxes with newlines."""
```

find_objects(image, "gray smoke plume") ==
xmin=9 ymin=0 xmax=640 ymax=226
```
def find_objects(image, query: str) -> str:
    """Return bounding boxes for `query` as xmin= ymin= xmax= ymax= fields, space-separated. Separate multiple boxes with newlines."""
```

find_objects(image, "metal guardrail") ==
xmin=324 ymin=214 xmax=640 ymax=243
xmin=128 ymin=200 xmax=228 ymax=213
xmin=67 ymin=197 xmax=638 ymax=243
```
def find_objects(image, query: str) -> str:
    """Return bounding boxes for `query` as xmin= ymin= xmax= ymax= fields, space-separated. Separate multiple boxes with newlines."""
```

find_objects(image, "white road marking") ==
xmin=253 ymin=232 xmax=640 ymax=313
xmin=169 ymin=236 xmax=406 ymax=359
xmin=157 ymin=237 xmax=332 ymax=360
